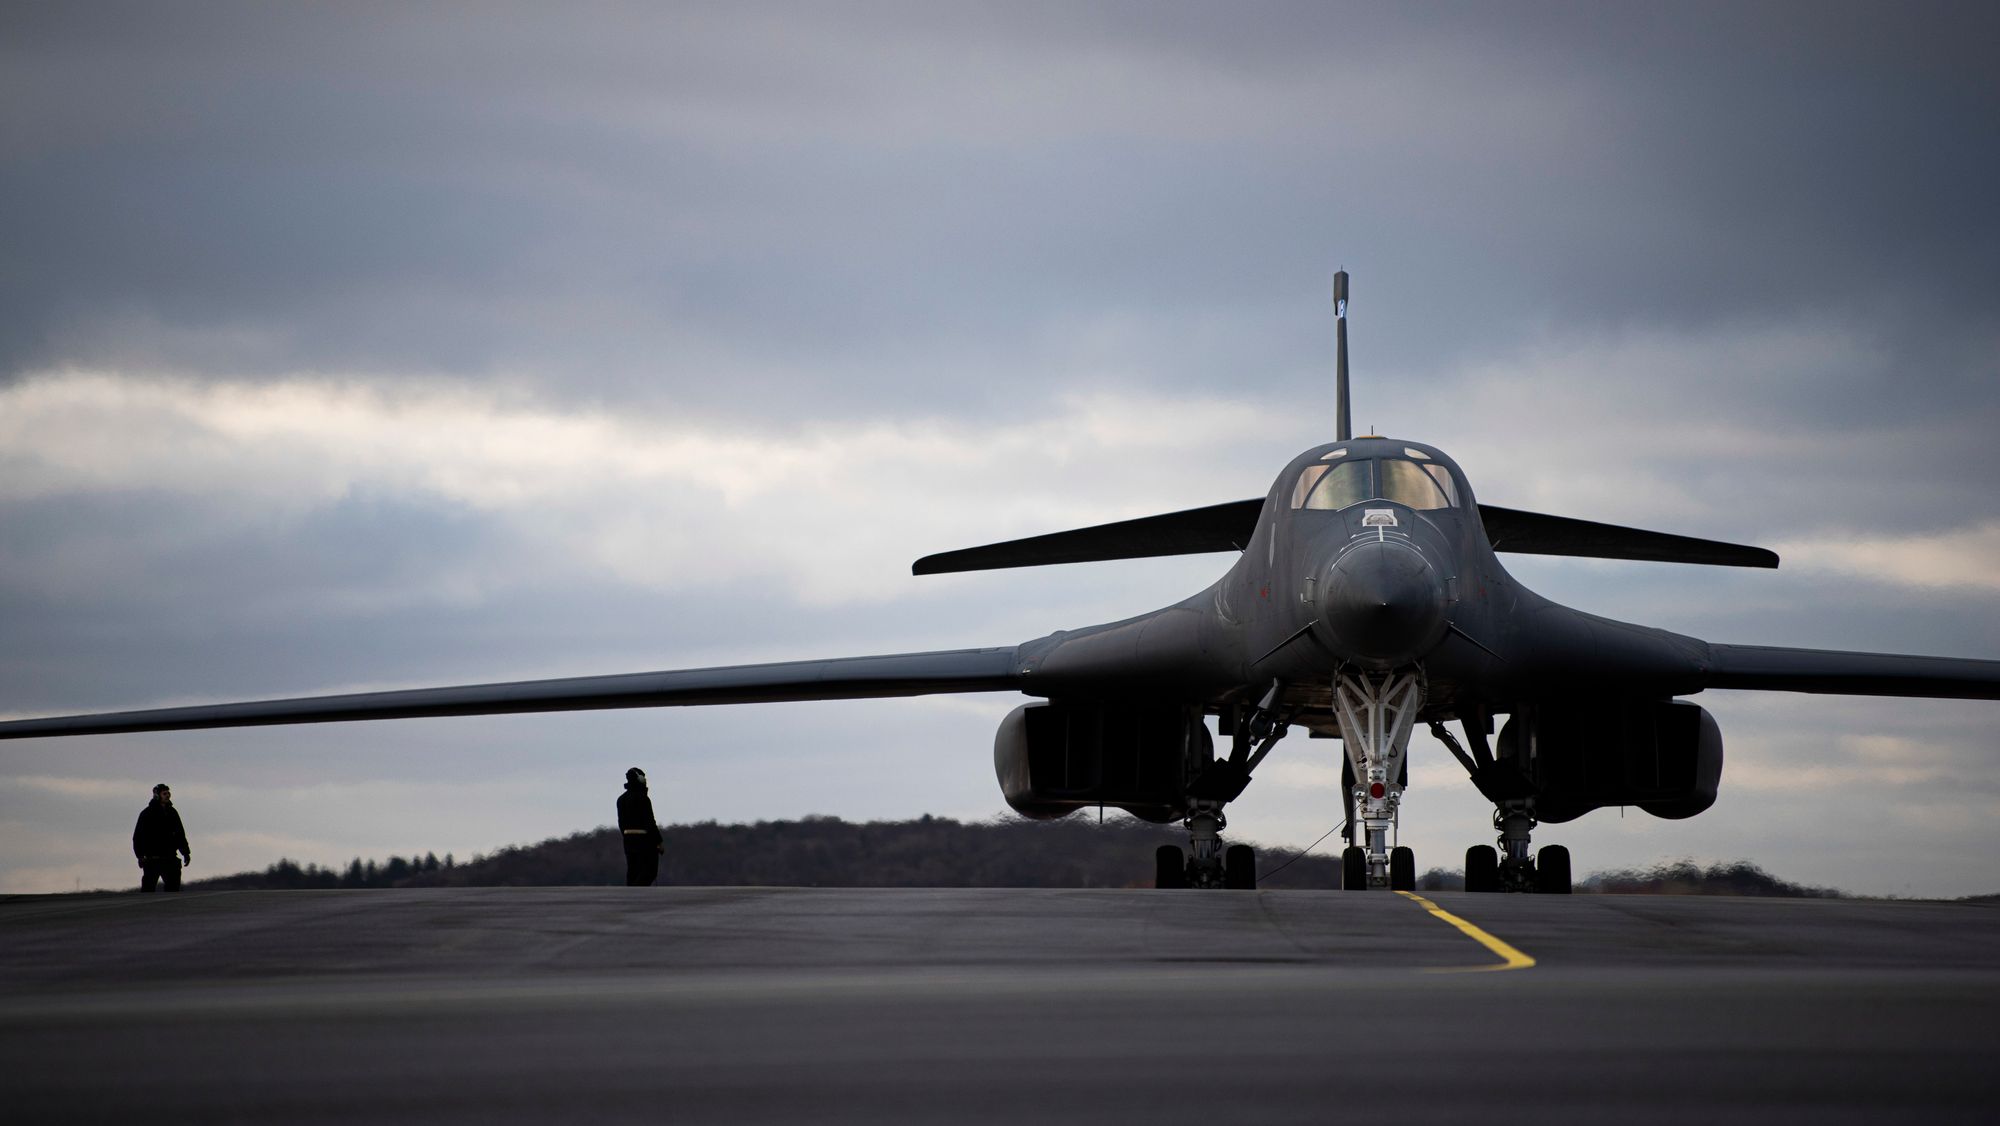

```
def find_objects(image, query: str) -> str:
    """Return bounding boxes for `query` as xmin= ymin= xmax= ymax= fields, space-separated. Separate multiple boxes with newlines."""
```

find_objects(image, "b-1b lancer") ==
xmin=7 ymin=273 xmax=1999 ymax=892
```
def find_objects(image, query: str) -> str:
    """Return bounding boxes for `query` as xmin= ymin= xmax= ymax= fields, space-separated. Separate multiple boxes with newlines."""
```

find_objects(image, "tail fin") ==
xmin=1334 ymin=269 xmax=1351 ymax=441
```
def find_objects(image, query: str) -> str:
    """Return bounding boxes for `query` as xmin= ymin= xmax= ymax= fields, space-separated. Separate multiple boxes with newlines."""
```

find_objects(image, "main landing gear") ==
xmin=1155 ymin=685 xmax=1295 ymax=890
xmin=1463 ymin=803 xmax=1570 ymax=893
xmin=1427 ymin=719 xmax=1572 ymax=894
xmin=1154 ymin=806 xmax=1258 ymax=889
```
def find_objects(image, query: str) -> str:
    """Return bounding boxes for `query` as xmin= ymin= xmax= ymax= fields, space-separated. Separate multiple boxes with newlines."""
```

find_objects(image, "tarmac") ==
xmin=3 ymin=886 xmax=1997 ymax=1124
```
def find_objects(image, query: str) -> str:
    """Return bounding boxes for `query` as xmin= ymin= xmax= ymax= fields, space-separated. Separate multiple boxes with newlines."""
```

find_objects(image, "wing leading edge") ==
xmin=0 ymin=648 xmax=1025 ymax=740
xmin=1704 ymin=644 xmax=2000 ymax=700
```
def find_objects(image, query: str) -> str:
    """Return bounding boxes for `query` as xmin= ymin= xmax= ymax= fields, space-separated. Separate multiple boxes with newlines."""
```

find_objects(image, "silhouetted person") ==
xmin=618 ymin=767 xmax=664 ymax=886
xmin=133 ymin=783 xmax=191 ymax=892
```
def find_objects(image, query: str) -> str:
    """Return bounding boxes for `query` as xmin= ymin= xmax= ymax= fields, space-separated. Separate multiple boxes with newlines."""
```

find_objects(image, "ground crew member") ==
xmin=617 ymin=767 xmax=664 ymax=886
xmin=132 ymin=783 xmax=191 ymax=892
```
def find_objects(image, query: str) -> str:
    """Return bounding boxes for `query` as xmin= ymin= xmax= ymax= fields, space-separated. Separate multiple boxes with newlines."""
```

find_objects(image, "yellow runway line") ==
xmin=1395 ymin=890 xmax=1536 ymax=973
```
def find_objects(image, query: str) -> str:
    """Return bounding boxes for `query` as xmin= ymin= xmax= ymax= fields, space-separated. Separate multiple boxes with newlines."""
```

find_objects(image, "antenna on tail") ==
xmin=1334 ymin=269 xmax=1351 ymax=441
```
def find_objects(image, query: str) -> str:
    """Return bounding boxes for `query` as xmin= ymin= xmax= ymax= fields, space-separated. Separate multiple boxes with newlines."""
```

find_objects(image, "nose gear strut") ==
xmin=1333 ymin=668 xmax=1423 ymax=890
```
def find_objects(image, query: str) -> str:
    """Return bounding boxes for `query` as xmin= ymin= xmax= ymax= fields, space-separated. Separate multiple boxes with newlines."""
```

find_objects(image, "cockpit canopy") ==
xmin=1290 ymin=447 xmax=1461 ymax=512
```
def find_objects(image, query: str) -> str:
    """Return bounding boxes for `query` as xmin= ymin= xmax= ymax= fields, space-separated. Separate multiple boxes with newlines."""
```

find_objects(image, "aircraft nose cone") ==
xmin=1321 ymin=539 xmax=1448 ymax=665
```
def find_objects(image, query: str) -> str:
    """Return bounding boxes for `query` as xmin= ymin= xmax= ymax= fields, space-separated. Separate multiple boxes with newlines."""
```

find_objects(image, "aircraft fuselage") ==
xmin=1016 ymin=435 xmax=1709 ymax=732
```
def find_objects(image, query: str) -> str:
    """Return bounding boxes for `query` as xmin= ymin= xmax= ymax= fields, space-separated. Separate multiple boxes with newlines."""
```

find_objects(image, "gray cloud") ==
xmin=5 ymin=3 xmax=1995 ymax=415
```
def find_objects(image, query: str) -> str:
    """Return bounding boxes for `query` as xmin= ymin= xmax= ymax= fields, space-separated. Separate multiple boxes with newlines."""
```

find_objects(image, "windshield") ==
xmin=1379 ymin=459 xmax=1457 ymax=510
xmin=1294 ymin=461 xmax=1372 ymax=510
xmin=1291 ymin=457 xmax=1458 ymax=511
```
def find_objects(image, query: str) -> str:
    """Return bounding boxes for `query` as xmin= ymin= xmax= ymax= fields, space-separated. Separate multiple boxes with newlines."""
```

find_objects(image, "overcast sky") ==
xmin=3 ymin=1 xmax=1996 ymax=896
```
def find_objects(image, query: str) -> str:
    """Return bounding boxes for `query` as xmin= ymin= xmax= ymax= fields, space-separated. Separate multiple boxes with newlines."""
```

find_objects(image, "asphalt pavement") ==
xmin=3 ymin=886 xmax=1996 ymax=1124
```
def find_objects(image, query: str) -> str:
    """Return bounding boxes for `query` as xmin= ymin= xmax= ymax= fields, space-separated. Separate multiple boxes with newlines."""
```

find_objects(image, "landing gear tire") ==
xmin=1341 ymin=845 xmax=1368 ymax=890
xmin=1465 ymin=845 xmax=1498 ymax=893
xmin=1155 ymin=845 xmax=1187 ymax=889
xmin=1389 ymin=846 xmax=1416 ymax=892
xmin=1536 ymin=845 xmax=1571 ymax=894
xmin=1224 ymin=844 xmax=1257 ymax=890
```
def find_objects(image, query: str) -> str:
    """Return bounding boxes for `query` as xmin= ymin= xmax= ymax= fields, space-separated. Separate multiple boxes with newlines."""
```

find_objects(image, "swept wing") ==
xmin=1481 ymin=506 xmax=1777 ymax=568
xmin=1703 ymin=644 xmax=2000 ymax=700
xmin=913 ymin=499 xmax=1262 ymax=574
xmin=912 ymin=499 xmax=1777 ymax=574
xmin=0 ymin=648 xmax=1024 ymax=739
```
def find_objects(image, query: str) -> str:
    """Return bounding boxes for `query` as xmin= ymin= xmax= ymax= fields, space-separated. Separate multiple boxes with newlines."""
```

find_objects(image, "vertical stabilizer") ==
xmin=1334 ymin=270 xmax=1351 ymax=441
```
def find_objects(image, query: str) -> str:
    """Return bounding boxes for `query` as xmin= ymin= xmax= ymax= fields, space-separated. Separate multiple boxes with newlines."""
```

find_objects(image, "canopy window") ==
xmin=1422 ymin=464 xmax=1460 ymax=507
xmin=1379 ymin=458 xmax=1455 ymax=510
xmin=1290 ymin=464 xmax=1329 ymax=508
xmin=1292 ymin=457 xmax=1460 ymax=512
xmin=1295 ymin=460 xmax=1374 ymax=510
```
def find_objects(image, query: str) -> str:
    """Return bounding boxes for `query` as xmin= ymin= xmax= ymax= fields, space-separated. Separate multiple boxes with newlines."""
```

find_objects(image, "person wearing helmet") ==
xmin=132 ymin=783 xmax=192 ymax=892
xmin=617 ymin=767 xmax=664 ymax=886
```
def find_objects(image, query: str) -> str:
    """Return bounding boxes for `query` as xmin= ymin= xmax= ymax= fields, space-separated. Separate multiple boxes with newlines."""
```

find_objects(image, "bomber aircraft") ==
xmin=6 ymin=274 xmax=1999 ymax=892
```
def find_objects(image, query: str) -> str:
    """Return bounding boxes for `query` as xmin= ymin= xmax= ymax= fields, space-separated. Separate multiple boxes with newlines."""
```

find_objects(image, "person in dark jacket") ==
xmin=617 ymin=767 xmax=664 ymax=886
xmin=132 ymin=783 xmax=191 ymax=892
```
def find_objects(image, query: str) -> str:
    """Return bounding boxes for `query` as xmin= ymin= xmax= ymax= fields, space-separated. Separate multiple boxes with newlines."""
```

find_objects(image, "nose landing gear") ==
xmin=1343 ymin=842 xmax=1416 ymax=891
xmin=1334 ymin=668 xmax=1423 ymax=891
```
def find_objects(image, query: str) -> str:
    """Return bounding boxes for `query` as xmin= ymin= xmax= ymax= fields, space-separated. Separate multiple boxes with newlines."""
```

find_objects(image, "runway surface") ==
xmin=4 ymin=887 xmax=1997 ymax=1124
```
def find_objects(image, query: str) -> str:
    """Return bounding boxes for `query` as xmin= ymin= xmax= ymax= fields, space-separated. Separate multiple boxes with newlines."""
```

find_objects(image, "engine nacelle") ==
xmin=993 ymin=700 xmax=1206 ymax=823
xmin=1498 ymin=699 xmax=1723 ymax=823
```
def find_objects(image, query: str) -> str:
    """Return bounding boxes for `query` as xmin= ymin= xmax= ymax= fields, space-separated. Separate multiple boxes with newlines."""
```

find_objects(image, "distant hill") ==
xmin=186 ymin=814 xmax=1849 ymax=897
xmin=189 ymin=815 xmax=1346 ymax=891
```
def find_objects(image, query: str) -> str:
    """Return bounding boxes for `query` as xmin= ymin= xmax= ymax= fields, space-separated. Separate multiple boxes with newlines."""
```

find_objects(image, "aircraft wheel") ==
xmin=1155 ymin=845 xmax=1187 ymax=889
xmin=1224 ymin=844 xmax=1257 ymax=890
xmin=1465 ymin=845 xmax=1499 ymax=893
xmin=1389 ymin=846 xmax=1416 ymax=891
xmin=1341 ymin=845 xmax=1368 ymax=890
xmin=1536 ymin=845 xmax=1572 ymax=894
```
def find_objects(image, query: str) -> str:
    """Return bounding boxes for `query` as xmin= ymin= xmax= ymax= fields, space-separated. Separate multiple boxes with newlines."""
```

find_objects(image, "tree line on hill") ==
xmin=182 ymin=814 xmax=1844 ymax=896
xmin=190 ymin=851 xmax=458 ymax=891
